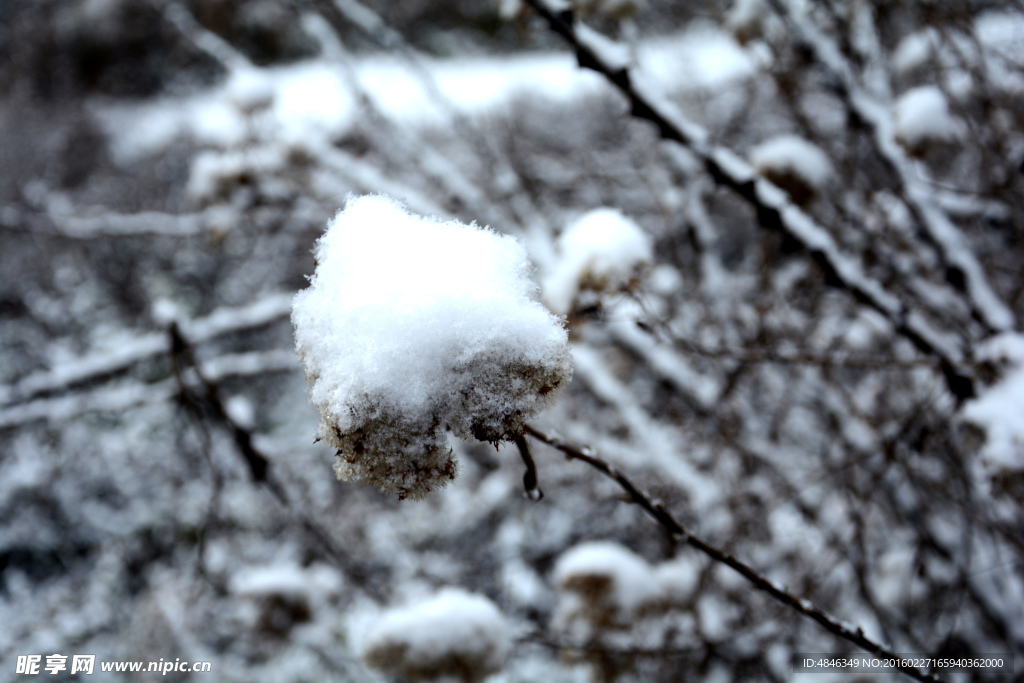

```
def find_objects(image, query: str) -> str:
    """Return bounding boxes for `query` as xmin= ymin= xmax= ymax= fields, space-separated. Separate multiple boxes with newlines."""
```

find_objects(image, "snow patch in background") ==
xmin=893 ymin=86 xmax=961 ymax=149
xmin=749 ymin=134 xmax=833 ymax=197
xmin=94 ymin=28 xmax=752 ymax=164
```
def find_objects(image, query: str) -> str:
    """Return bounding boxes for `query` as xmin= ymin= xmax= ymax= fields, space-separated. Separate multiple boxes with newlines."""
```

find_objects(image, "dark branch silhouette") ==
xmin=524 ymin=424 xmax=943 ymax=683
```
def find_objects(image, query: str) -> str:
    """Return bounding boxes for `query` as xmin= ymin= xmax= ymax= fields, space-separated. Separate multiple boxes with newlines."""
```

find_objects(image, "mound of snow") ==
xmin=292 ymin=195 xmax=572 ymax=499
xmin=893 ymin=86 xmax=961 ymax=150
xmin=362 ymin=588 xmax=511 ymax=683
xmin=543 ymin=208 xmax=653 ymax=315
xmin=750 ymin=134 xmax=833 ymax=203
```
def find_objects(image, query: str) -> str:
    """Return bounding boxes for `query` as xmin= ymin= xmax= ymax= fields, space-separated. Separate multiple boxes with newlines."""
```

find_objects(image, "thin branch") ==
xmin=515 ymin=435 xmax=544 ymax=501
xmin=161 ymin=1 xmax=251 ymax=71
xmin=167 ymin=322 xmax=389 ymax=601
xmin=766 ymin=0 xmax=1014 ymax=334
xmin=169 ymin=322 xmax=286 ymax=502
xmin=524 ymin=424 xmax=943 ymax=683
xmin=520 ymin=0 xmax=976 ymax=402
xmin=310 ymin=0 xmax=548 ymax=231
xmin=0 ymin=294 xmax=292 ymax=406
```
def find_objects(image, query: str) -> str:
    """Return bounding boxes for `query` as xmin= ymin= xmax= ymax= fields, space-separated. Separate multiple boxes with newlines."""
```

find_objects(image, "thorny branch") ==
xmin=520 ymin=0 xmax=979 ymax=403
xmin=524 ymin=424 xmax=943 ymax=683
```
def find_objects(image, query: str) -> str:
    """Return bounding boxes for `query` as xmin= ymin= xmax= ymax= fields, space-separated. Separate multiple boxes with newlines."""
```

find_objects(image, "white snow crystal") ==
xmin=543 ymin=208 xmax=653 ymax=315
xmin=291 ymin=195 xmax=572 ymax=499
xmin=362 ymin=588 xmax=511 ymax=683
xmin=553 ymin=541 xmax=663 ymax=631
xmin=749 ymin=135 xmax=833 ymax=204
xmin=893 ymin=86 xmax=961 ymax=151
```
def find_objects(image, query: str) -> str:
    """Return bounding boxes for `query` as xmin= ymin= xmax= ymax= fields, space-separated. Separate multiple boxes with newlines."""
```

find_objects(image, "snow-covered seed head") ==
xmin=543 ymin=207 xmax=653 ymax=316
xmin=292 ymin=195 xmax=572 ymax=499
xmin=959 ymin=333 xmax=1024 ymax=499
xmin=552 ymin=541 xmax=664 ymax=633
xmin=750 ymin=134 xmax=834 ymax=206
xmin=893 ymin=86 xmax=962 ymax=155
xmin=361 ymin=588 xmax=511 ymax=683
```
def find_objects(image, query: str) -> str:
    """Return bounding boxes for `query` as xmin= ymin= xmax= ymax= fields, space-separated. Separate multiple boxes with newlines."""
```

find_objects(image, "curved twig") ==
xmin=524 ymin=424 xmax=942 ymax=683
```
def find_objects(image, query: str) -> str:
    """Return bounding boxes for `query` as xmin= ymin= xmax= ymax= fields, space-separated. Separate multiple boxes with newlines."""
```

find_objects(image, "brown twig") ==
xmin=524 ymin=424 xmax=943 ymax=683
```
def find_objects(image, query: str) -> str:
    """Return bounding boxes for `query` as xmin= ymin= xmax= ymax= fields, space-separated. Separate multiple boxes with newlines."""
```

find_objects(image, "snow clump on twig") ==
xmin=291 ymin=195 xmax=572 ymax=499
xmin=361 ymin=588 xmax=511 ymax=683
xmin=749 ymin=134 xmax=833 ymax=205
xmin=893 ymin=86 xmax=961 ymax=152
xmin=543 ymin=207 xmax=653 ymax=315
xmin=553 ymin=541 xmax=665 ymax=635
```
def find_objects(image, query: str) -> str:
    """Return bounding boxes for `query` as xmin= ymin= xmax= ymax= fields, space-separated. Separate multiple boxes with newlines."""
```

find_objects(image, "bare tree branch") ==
xmin=524 ymin=424 xmax=943 ymax=683
xmin=520 ymin=0 xmax=978 ymax=402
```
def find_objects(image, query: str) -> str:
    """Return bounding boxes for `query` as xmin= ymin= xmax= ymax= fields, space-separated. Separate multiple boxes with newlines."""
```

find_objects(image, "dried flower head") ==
xmin=292 ymin=195 xmax=572 ymax=499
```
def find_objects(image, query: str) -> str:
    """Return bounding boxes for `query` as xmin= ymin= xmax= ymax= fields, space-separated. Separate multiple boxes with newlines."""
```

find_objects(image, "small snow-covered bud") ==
xmin=552 ymin=541 xmax=663 ymax=634
xmin=749 ymin=134 xmax=833 ymax=205
xmin=543 ymin=208 xmax=653 ymax=315
xmin=893 ymin=86 xmax=961 ymax=154
xmin=891 ymin=30 xmax=937 ymax=76
xmin=292 ymin=195 xmax=572 ymax=499
xmin=362 ymin=588 xmax=511 ymax=683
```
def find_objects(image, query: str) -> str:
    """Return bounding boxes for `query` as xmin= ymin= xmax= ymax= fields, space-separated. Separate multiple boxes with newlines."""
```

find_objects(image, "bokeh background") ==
xmin=2 ymin=0 xmax=1023 ymax=681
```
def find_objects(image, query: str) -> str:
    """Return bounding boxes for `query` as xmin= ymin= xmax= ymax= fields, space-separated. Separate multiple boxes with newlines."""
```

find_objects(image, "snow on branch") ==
xmin=0 ymin=350 xmax=298 ymax=429
xmin=769 ymin=0 xmax=1015 ymax=334
xmin=521 ymin=0 xmax=978 ymax=401
xmin=0 ymin=294 xmax=293 ymax=406
xmin=291 ymin=195 xmax=572 ymax=500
